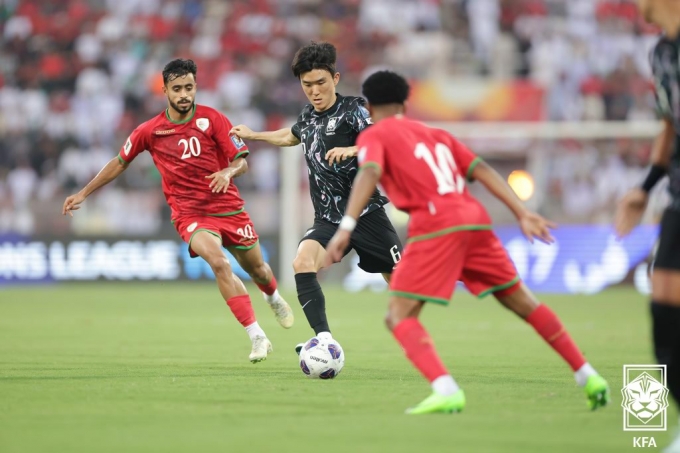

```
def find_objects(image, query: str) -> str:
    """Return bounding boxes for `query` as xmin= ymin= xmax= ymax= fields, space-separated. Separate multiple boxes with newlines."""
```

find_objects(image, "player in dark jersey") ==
xmin=616 ymin=1 xmax=680 ymax=449
xmin=62 ymin=59 xmax=294 ymax=363
xmin=230 ymin=42 xmax=403 ymax=352
xmin=326 ymin=70 xmax=610 ymax=414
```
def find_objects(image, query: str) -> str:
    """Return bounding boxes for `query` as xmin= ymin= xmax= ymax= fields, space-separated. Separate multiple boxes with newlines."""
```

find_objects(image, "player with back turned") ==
xmin=325 ymin=70 xmax=611 ymax=414
xmin=616 ymin=2 xmax=680 ymax=451
xmin=62 ymin=59 xmax=294 ymax=364
xmin=230 ymin=42 xmax=403 ymax=353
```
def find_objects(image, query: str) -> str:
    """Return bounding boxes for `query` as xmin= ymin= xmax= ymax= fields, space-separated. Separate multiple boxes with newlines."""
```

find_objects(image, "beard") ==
xmin=169 ymin=99 xmax=194 ymax=114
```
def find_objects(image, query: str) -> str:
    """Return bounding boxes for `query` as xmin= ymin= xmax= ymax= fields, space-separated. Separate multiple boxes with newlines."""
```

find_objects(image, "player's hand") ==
xmin=614 ymin=188 xmax=648 ymax=238
xmin=62 ymin=193 xmax=86 ymax=217
xmin=206 ymin=169 xmax=232 ymax=193
xmin=326 ymin=147 xmax=357 ymax=165
xmin=229 ymin=125 xmax=255 ymax=140
xmin=325 ymin=230 xmax=351 ymax=267
xmin=518 ymin=210 xmax=556 ymax=244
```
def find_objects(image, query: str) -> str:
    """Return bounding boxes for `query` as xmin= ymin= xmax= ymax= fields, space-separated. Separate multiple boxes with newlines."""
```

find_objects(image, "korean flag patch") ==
xmin=358 ymin=106 xmax=373 ymax=125
xmin=231 ymin=135 xmax=246 ymax=149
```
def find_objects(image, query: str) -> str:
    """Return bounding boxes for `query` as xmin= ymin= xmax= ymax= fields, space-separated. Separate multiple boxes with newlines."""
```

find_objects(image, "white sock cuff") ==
xmin=264 ymin=290 xmax=280 ymax=304
xmin=432 ymin=375 xmax=460 ymax=397
xmin=574 ymin=363 xmax=597 ymax=387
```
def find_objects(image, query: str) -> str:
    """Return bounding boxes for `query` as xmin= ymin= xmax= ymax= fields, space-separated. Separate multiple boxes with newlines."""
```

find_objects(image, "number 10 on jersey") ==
xmin=415 ymin=143 xmax=465 ymax=195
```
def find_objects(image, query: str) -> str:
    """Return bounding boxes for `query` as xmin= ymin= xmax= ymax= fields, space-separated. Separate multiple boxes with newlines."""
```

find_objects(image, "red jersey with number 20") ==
xmin=118 ymin=104 xmax=249 ymax=218
xmin=356 ymin=116 xmax=491 ymax=238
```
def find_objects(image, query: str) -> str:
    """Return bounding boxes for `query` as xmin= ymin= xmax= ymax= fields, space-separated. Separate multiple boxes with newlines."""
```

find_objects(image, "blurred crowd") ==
xmin=0 ymin=0 xmax=664 ymax=235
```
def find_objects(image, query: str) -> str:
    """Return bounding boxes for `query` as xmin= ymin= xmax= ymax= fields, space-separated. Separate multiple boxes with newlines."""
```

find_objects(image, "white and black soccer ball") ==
xmin=298 ymin=337 xmax=344 ymax=379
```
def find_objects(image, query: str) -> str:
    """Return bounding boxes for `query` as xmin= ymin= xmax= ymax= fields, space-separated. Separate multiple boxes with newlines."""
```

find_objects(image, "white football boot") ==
xmin=249 ymin=336 xmax=273 ymax=363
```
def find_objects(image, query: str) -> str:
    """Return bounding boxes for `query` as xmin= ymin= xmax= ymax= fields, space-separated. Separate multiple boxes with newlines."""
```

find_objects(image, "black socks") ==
xmin=295 ymin=272 xmax=330 ymax=334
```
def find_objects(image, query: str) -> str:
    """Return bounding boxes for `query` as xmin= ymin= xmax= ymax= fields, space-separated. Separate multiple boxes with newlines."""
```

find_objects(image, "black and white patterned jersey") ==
xmin=291 ymin=94 xmax=389 ymax=223
xmin=651 ymin=35 xmax=680 ymax=209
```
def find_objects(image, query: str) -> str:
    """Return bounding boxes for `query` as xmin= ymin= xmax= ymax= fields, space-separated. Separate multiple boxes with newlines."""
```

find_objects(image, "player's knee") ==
xmin=292 ymin=255 xmax=316 ymax=273
xmin=250 ymin=263 xmax=270 ymax=282
xmin=207 ymin=256 xmax=232 ymax=277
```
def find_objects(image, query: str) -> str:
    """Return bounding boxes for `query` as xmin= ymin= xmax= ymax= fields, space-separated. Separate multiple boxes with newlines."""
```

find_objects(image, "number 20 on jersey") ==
xmin=179 ymin=137 xmax=202 ymax=159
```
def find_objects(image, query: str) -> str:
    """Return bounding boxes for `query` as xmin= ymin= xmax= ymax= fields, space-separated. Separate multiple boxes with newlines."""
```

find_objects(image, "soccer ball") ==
xmin=298 ymin=337 xmax=344 ymax=379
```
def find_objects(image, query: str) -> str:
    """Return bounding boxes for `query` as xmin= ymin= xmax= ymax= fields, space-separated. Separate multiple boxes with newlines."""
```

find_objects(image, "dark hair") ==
xmin=162 ymin=59 xmax=197 ymax=84
xmin=291 ymin=42 xmax=337 ymax=78
xmin=362 ymin=70 xmax=410 ymax=106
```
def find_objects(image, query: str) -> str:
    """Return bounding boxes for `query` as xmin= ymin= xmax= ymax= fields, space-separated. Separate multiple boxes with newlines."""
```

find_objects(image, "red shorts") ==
xmin=390 ymin=229 xmax=520 ymax=305
xmin=173 ymin=210 xmax=259 ymax=258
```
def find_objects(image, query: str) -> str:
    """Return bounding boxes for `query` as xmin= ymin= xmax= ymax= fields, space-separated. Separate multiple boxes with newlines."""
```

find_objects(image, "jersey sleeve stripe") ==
xmin=466 ymin=156 xmax=483 ymax=181
xmin=117 ymin=154 xmax=130 ymax=165
xmin=359 ymin=162 xmax=383 ymax=176
xmin=234 ymin=150 xmax=250 ymax=160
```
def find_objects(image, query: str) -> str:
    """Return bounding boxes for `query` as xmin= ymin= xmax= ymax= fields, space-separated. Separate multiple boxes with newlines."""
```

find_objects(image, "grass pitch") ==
xmin=0 ymin=283 xmax=674 ymax=452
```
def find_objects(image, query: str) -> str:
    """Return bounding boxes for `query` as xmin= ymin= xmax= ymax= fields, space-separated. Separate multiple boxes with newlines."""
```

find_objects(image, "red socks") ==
xmin=392 ymin=318 xmax=449 ymax=382
xmin=226 ymin=295 xmax=256 ymax=327
xmin=256 ymin=275 xmax=277 ymax=296
xmin=526 ymin=304 xmax=586 ymax=371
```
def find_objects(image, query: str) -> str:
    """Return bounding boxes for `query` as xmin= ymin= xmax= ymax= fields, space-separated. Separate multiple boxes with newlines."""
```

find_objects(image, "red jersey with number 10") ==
xmin=356 ymin=115 xmax=491 ymax=238
xmin=118 ymin=104 xmax=249 ymax=218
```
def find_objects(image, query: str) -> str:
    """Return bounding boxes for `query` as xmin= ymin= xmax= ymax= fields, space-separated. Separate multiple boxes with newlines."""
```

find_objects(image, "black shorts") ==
xmin=655 ymin=208 xmax=680 ymax=271
xmin=301 ymin=207 xmax=403 ymax=274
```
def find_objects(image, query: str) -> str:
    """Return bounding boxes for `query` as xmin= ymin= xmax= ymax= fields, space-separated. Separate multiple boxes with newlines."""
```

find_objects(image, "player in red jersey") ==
xmin=62 ymin=59 xmax=294 ymax=363
xmin=325 ymin=71 xmax=611 ymax=414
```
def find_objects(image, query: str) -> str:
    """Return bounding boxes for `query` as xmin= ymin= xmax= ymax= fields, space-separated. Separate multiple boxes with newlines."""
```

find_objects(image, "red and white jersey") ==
xmin=118 ymin=104 xmax=249 ymax=218
xmin=356 ymin=115 xmax=491 ymax=237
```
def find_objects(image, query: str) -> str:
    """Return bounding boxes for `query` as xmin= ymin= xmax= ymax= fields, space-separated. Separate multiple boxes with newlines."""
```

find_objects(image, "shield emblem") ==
xmin=196 ymin=118 xmax=210 ymax=132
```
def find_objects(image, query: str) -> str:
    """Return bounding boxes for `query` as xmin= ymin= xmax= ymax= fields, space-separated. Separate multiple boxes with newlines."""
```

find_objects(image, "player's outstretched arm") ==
xmin=62 ymin=157 xmax=128 ymax=216
xmin=471 ymin=161 xmax=555 ymax=244
xmin=229 ymin=125 xmax=300 ymax=147
xmin=614 ymin=117 xmax=674 ymax=238
xmin=324 ymin=166 xmax=381 ymax=266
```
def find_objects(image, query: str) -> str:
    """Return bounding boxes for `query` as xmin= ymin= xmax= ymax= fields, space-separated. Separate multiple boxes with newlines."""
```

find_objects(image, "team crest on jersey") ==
xmin=196 ymin=118 xmax=210 ymax=132
xmin=326 ymin=117 xmax=338 ymax=134
xmin=231 ymin=135 xmax=246 ymax=149
xmin=123 ymin=137 xmax=132 ymax=156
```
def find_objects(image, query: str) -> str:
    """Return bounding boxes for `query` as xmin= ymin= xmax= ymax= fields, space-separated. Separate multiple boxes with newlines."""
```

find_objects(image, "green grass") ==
xmin=0 ymin=283 xmax=675 ymax=452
